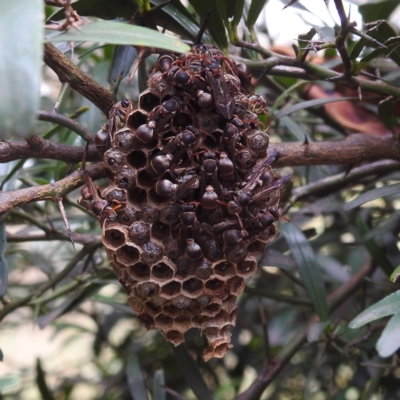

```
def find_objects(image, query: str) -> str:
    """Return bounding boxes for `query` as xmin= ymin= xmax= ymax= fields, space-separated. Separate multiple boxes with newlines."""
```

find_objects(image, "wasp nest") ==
xmin=80 ymin=44 xmax=290 ymax=361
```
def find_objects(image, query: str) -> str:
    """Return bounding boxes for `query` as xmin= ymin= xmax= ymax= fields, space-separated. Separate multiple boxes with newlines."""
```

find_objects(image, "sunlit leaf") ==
xmin=280 ymin=223 xmax=329 ymax=321
xmin=316 ymin=27 xmax=335 ymax=42
xmin=376 ymin=311 xmax=400 ymax=357
xmin=153 ymin=369 xmax=166 ymax=400
xmin=0 ymin=375 xmax=21 ymax=392
xmin=274 ymin=97 xmax=359 ymax=119
xmin=349 ymin=290 xmax=400 ymax=328
xmin=127 ymin=352 xmax=149 ymax=400
xmin=0 ymin=0 xmax=43 ymax=138
xmin=46 ymin=20 xmax=190 ymax=53
xmin=343 ymin=183 xmax=400 ymax=212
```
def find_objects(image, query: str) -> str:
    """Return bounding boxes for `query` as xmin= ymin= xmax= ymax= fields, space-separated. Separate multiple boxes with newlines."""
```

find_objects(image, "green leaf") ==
xmin=110 ymin=45 xmax=138 ymax=84
xmin=247 ymin=0 xmax=268 ymax=29
xmin=378 ymin=97 xmax=397 ymax=134
xmin=343 ymin=183 xmax=400 ymax=212
xmin=359 ymin=0 xmax=400 ymax=23
xmin=126 ymin=352 xmax=149 ymax=400
xmin=153 ymin=369 xmax=166 ymax=400
xmin=279 ymin=116 xmax=310 ymax=141
xmin=280 ymin=223 xmax=329 ymax=321
xmin=0 ymin=0 xmax=43 ymax=138
xmin=356 ymin=217 xmax=394 ymax=276
xmin=350 ymin=38 xmax=368 ymax=59
xmin=274 ymin=97 xmax=359 ymax=119
xmin=188 ymin=0 xmax=228 ymax=49
xmin=349 ymin=290 xmax=400 ymax=329
xmin=173 ymin=344 xmax=213 ymax=400
xmin=390 ymin=265 xmax=400 ymax=283
xmin=46 ymin=20 xmax=190 ymax=53
xmin=232 ymin=0 xmax=245 ymax=28
xmin=316 ymin=27 xmax=335 ymax=42
xmin=376 ymin=311 xmax=400 ymax=357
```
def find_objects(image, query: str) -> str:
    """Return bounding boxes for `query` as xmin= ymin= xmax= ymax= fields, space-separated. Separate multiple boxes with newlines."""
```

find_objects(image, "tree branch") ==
xmin=0 ymin=164 xmax=105 ymax=214
xmin=43 ymin=43 xmax=116 ymax=116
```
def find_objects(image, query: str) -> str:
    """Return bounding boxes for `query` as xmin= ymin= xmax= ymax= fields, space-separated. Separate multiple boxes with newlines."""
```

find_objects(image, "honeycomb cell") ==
xmin=127 ymin=150 xmax=147 ymax=169
xmin=129 ymin=222 xmax=150 ymax=245
xmin=173 ymin=113 xmax=192 ymax=129
xmin=244 ymin=130 xmax=269 ymax=154
xmin=137 ymin=281 xmax=160 ymax=297
xmin=126 ymin=108 xmax=148 ymax=131
xmin=182 ymin=278 xmax=203 ymax=297
xmin=151 ymin=262 xmax=174 ymax=281
xmin=117 ymin=207 xmax=138 ymax=226
xmin=203 ymin=240 xmax=223 ymax=262
xmin=137 ymin=170 xmax=155 ymax=188
xmin=141 ymin=242 xmax=164 ymax=264
xmin=144 ymin=301 xmax=162 ymax=317
xmin=172 ymin=295 xmax=191 ymax=309
xmin=214 ymin=261 xmax=236 ymax=278
xmin=148 ymin=72 xmax=175 ymax=98
xmin=128 ymin=262 xmax=150 ymax=280
xmin=220 ymin=295 xmax=237 ymax=312
xmin=202 ymin=303 xmax=221 ymax=317
xmin=237 ymin=260 xmax=257 ymax=277
xmin=196 ymin=294 xmax=210 ymax=306
xmin=114 ymin=129 xmax=136 ymax=152
xmin=139 ymin=89 xmax=161 ymax=111
xmin=205 ymin=278 xmax=226 ymax=296
xmin=165 ymin=330 xmax=184 ymax=346
xmin=139 ymin=206 xmax=158 ymax=223
xmin=202 ymin=326 xmax=220 ymax=341
xmin=137 ymin=313 xmax=154 ymax=329
xmin=104 ymin=228 xmax=126 ymax=248
xmin=228 ymin=276 xmax=245 ymax=296
xmin=162 ymin=304 xmax=182 ymax=317
xmin=103 ymin=187 xmax=127 ymax=204
xmin=175 ymin=258 xmax=193 ymax=279
xmin=194 ymin=260 xmax=212 ymax=280
xmin=163 ymin=238 xmax=185 ymax=261
xmin=152 ymin=295 xmax=167 ymax=306
xmin=115 ymin=167 xmax=137 ymax=189
xmin=247 ymin=240 xmax=266 ymax=255
xmin=128 ymin=187 xmax=148 ymax=208
xmin=174 ymin=315 xmax=192 ymax=331
xmin=155 ymin=313 xmax=173 ymax=328
xmin=116 ymin=245 xmax=140 ymax=264
xmin=224 ymin=242 xmax=248 ymax=263
xmin=127 ymin=296 xmax=144 ymax=314
xmin=103 ymin=148 xmax=126 ymax=174
xmin=195 ymin=110 xmax=218 ymax=132
xmin=151 ymin=222 xmax=171 ymax=240
xmin=160 ymin=281 xmax=181 ymax=297
xmin=158 ymin=203 xmax=180 ymax=225
xmin=148 ymin=189 xmax=170 ymax=204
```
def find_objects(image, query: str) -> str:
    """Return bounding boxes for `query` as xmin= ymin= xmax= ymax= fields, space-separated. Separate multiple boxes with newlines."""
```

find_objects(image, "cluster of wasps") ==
xmin=79 ymin=43 xmax=290 ymax=361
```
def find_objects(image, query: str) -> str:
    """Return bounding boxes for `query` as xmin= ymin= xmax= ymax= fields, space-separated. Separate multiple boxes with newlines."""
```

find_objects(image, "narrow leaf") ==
xmin=390 ymin=265 xmax=400 ymax=283
xmin=280 ymin=223 xmax=329 ymax=321
xmin=0 ymin=0 xmax=43 ymax=138
xmin=46 ymin=20 xmax=190 ymax=53
xmin=274 ymin=97 xmax=359 ymax=119
xmin=110 ymin=45 xmax=138 ymax=84
xmin=36 ymin=359 xmax=55 ymax=400
xmin=349 ymin=290 xmax=400 ymax=329
xmin=359 ymin=0 xmax=400 ymax=23
xmin=0 ymin=375 xmax=21 ymax=392
xmin=378 ymin=97 xmax=397 ymax=134
xmin=247 ymin=0 xmax=268 ymax=29
xmin=127 ymin=352 xmax=149 ymax=400
xmin=153 ymin=369 xmax=166 ymax=400
xmin=173 ymin=344 xmax=213 ymax=400
xmin=376 ymin=311 xmax=400 ymax=357
xmin=356 ymin=217 xmax=394 ymax=276
xmin=344 ymin=183 xmax=400 ymax=212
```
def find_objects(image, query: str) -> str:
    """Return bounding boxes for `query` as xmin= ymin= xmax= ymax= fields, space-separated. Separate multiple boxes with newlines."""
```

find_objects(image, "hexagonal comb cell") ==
xmin=88 ymin=43 xmax=289 ymax=361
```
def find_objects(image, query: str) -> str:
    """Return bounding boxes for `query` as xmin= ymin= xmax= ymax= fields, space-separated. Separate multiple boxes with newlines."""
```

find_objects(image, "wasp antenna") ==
xmin=195 ymin=11 xmax=210 ymax=45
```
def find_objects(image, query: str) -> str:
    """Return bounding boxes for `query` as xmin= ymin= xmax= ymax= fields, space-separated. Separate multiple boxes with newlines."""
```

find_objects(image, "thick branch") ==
xmin=272 ymin=134 xmax=400 ymax=167
xmin=0 ymin=164 xmax=105 ymax=214
xmin=0 ymin=140 xmax=101 ymax=164
xmin=43 ymin=43 xmax=116 ymax=115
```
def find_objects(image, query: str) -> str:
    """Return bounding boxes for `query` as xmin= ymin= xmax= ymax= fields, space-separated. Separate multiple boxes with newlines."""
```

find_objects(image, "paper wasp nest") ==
xmin=80 ymin=44 xmax=290 ymax=361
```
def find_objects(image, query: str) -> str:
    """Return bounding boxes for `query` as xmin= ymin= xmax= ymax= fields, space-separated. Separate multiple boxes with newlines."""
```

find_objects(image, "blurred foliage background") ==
xmin=1 ymin=0 xmax=400 ymax=399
